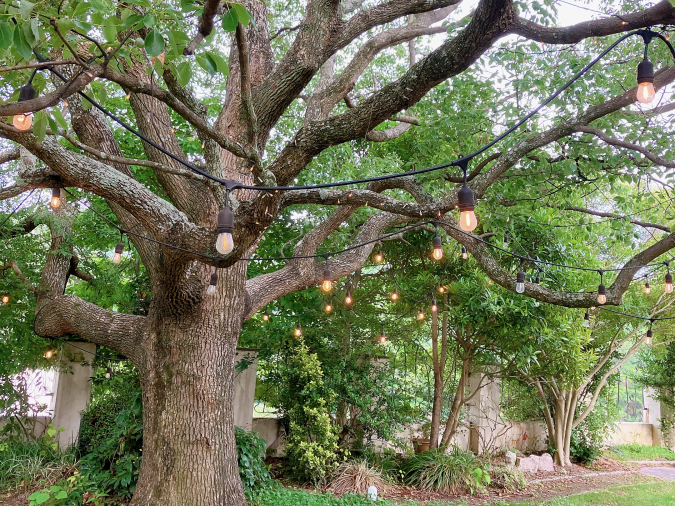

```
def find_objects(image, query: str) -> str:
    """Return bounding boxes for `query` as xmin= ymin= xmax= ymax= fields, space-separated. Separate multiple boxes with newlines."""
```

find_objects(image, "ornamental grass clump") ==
xmin=401 ymin=446 xmax=490 ymax=494
xmin=327 ymin=459 xmax=392 ymax=496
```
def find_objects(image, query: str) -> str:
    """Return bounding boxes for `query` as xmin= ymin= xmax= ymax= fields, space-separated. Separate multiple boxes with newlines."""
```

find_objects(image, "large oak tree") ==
xmin=2 ymin=0 xmax=675 ymax=504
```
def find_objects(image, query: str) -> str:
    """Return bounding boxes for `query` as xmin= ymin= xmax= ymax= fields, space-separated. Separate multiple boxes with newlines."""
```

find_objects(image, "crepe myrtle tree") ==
xmin=2 ymin=0 xmax=675 ymax=503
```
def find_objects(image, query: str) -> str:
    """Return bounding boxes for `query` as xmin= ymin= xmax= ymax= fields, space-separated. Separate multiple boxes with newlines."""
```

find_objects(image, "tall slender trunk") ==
xmin=429 ymin=305 xmax=443 ymax=449
xmin=440 ymin=352 xmax=472 ymax=448
xmin=130 ymin=263 xmax=248 ymax=506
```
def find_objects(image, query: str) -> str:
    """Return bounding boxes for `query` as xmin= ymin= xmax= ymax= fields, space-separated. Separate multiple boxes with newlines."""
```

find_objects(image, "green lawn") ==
xmin=609 ymin=443 xmax=675 ymax=461
xmin=254 ymin=482 xmax=675 ymax=505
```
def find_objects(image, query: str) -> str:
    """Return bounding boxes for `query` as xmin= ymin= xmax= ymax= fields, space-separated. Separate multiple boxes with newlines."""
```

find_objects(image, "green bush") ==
xmin=401 ymin=446 xmax=490 ymax=494
xmin=570 ymin=401 xmax=621 ymax=464
xmin=235 ymin=427 xmax=273 ymax=498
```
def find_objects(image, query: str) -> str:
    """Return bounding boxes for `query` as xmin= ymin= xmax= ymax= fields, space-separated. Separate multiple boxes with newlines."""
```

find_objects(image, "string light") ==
xmin=44 ymin=349 xmax=54 ymax=359
xmin=431 ymin=298 xmax=438 ymax=313
xmin=345 ymin=291 xmax=353 ymax=306
xmin=645 ymin=321 xmax=653 ymax=345
xmin=207 ymin=271 xmax=218 ymax=295
xmin=516 ymin=268 xmax=526 ymax=294
xmin=263 ymin=310 xmax=270 ymax=321
xmin=379 ymin=328 xmax=387 ymax=343
xmin=391 ymin=289 xmax=398 ymax=302
xmin=12 ymin=82 xmax=36 ymax=131
xmin=597 ymin=281 xmax=607 ymax=305
xmin=534 ymin=275 xmax=540 ymax=307
xmin=105 ymin=367 xmax=112 ymax=379
xmin=112 ymin=238 xmax=124 ymax=264
xmin=438 ymin=285 xmax=445 ymax=294
xmin=216 ymin=203 xmax=235 ymax=255
xmin=321 ymin=261 xmax=332 ymax=292
xmin=374 ymin=248 xmax=384 ymax=263
xmin=666 ymin=265 xmax=673 ymax=293
xmin=325 ymin=298 xmax=333 ymax=313
xmin=637 ymin=40 xmax=656 ymax=103
xmin=432 ymin=231 xmax=444 ymax=261
xmin=294 ymin=322 xmax=302 ymax=337
xmin=457 ymin=165 xmax=478 ymax=232
xmin=503 ymin=233 xmax=509 ymax=249
xmin=583 ymin=311 xmax=590 ymax=327
xmin=1 ymin=294 xmax=9 ymax=305
xmin=417 ymin=308 xmax=425 ymax=320
xmin=50 ymin=188 xmax=62 ymax=209
xmin=645 ymin=280 xmax=651 ymax=294
xmin=462 ymin=246 xmax=468 ymax=260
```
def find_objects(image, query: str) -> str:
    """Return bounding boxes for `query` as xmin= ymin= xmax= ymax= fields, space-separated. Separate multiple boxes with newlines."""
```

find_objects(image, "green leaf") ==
xmin=18 ymin=0 xmax=35 ymax=19
xmin=231 ymin=4 xmax=252 ymax=26
xmin=23 ymin=18 xmax=37 ymax=47
xmin=0 ymin=22 xmax=13 ymax=49
xmin=144 ymin=30 xmax=165 ymax=57
xmin=57 ymin=18 xmax=76 ymax=33
xmin=102 ymin=23 xmax=117 ymax=43
xmin=175 ymin=61 xmax=192 ymax=86
xmin=72 ymin=2 xmax=91 ymax=17
xmin=196 ymin=54 xmax=217 ymax=76
xmin=33 ymin=111 xmax=47 ymax=141
xmin=55 ymin=490 xmax=68 ymax=499
xmin=28 ymin=492 xmax=50 ymax=505
xmin=13 ymin=26 xmax=32 ymax=60
xmin=206 ymin=51 xmax=229 ymax=76
xmin=221 ymin=8 xmax=238 ymax=32
xmin=143 ymin=14 xmax=156 ymax=28
xmin=50 ymin=107 xmax=67 ymax=130
xmin=122 ymin=13 xmax=144 ymax=30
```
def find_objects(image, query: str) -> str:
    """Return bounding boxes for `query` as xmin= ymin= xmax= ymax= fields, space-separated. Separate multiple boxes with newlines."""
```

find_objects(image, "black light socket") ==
xmin=598 ymin=283 xmax=606 ymax=296
xmin=666 ymin=272 xmax=673 ymax=285
xmin=114 ymin=242 xmax=124 ymax=255
xmin=637 ymin=58 xmax=654 ymax=85
xmin=457 ymin=183 xmax=475 ymax=212
xmin=516 ymin=270 xmax=525 ymax=284
xmin=209 ymin=272 xmax=218 ymax=286
xmin=433 ymin=235 xmax=442 ymax=250
xmin=18 ymin=82 xmax=36 ymax=102
xmin=217 ymin=206 xmax=234 ymax=234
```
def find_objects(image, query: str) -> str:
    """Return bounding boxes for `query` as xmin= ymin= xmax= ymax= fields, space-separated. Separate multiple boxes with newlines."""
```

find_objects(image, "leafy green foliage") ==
xmin=401 ymin=447 xmax=490 ymax=494
xmin=570 ymin=401 xmax=621 ymax=464
xmin=235 ymin=427 xmax=273 ymax=499
xmin=253 ymin=487 xmax=398 ymax=505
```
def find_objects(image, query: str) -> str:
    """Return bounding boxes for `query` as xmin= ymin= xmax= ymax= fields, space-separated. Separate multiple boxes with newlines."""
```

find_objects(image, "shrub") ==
xmin=327 ymin=459 xmax=392 ymax=495
xmin=489 ymin=463 xmax=526 ymax=491
xmin=401 ymin=446 xmax=490 ymax=494
xmin=235 ymin=427 xmax=273 ymax=499
xmin=570 ymin=400 xmax=621 ymax=464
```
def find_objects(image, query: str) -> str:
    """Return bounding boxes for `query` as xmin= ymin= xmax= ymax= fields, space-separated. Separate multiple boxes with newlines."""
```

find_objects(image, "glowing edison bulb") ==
xmin=637 ymin=82 xmax=656 ymax=104
xmin=438 ymin=286 xmax=445 ymax=294
xmin=379 ymin=331 xmax=387 ymax=344
xmin=322 ymin=279 xmax=333 ymax=292
xmin=645 ymin=281 xmax=651 ymax=294
xmin=216 ymin=207 xmax=235 ymax=255
xmin=417 ymin=309 xmax=425 ymax=321
xmin=597 ymin=293 xmax=607 ymax=304
xmin=374 ymin=249 xmax=384 ymax=263
xmin=12 ymin=113 xmax=33 ymax=131
xmin=263 ymin=310 xmax=270 ymax=321
xmin=645 ymin=327 xmax=653 ymax=345
xmin=459 ymin=210 xmax=478 ymax=232
xmin=44 ymin=350 xmax=54 ymax=360
xmin=391 ymin=289 xmax=398 ymax=302
xmin=105 ymin=367 xmax=112 ymax=379
xmin=431 ymin=300 xmax=438 ymax=313
xmin=666 ymin=273 xmax=673 ymax=294
xmin=112 ymin=242 xmax=124 ymax=264
xmin=461 ymin=246 xmax=468 ymax=260
xmin=1 ymin=294 xmax=9 ymax=304
xmin=50 ymin=188 xmax=62 ymax=209
xmin=294 ymin=323 xmax=302 ymax=337
xmin=432 ymin=235 xmax=443 ymax=261
xmin=345 ymin=291 xmax=352 ymax=305
xmin=325 ymin=301 xmax=333 ymax=313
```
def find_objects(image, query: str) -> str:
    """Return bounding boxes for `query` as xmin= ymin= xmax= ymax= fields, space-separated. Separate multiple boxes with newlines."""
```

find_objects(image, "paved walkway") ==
xmin=641 ymin=467 xmax=675 ymax=481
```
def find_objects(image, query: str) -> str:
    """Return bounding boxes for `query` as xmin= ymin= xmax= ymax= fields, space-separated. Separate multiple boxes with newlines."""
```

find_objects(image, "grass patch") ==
xmin=253 ymin=488 xmax=399 ymax=505
xmin=610 ymin=443 xmax=675 ymax=461
xmin=502 ymin=481 xmax=675 ymax=505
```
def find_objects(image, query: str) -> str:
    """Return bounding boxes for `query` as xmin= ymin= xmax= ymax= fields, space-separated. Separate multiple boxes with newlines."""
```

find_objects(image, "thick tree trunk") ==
xmin=551 ymin=392 xmax=574 ymax=467
xmin=429 ymin=306 xmax=443 ymax=449
xmin=130 ymin=263 xmax=248 ymax=506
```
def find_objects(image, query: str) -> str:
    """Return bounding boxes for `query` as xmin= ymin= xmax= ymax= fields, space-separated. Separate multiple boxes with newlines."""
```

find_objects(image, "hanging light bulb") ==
xmin=1 ymin=294 xmax=8 ymax=305
xmin=597 ymin=283 xmax=607 ymax=304
xmin=516 ymin=269 xmax=525 ymax=294
xmin=50 ymin=188 xmax=62 ymax=209
xmin=216 ymin=205 xmax=235 ymax=255
xmin=457 ymin=183 xmax=478 ymax=232
xmin=105 ymin=367 xmax=112 ymax=379
xmin=432 ymin=233 xmax=443 ymax=261
xmin=645 ymin=280 xmax=651 ymax=294
xmin=379 ymin=330 xmax=387 ymax=343
xmin=374 ymin=248 xmax=384 ymax=263
xmin=391 ymin=289 xmax=398 ymax=302
xmin=431 ymin=298 xmax=438 ymax=313
xmin=325 ymin=299 xmax=333 ymax=313
xmin=645 ymin=324 xmax=653 ymax=345
xmin=112 ymin=241 xmax=124 ymax=264
xmin=583 ymin=311 xmax=590 ymax=328
xmin=666 ymin=271 xmax=673 ymax=294
xmin=263 ymin=310 xmax=270 ymax=321
xmin=533 ymin=275 xmax=540 ymax=307
xmin=207 ymin=272 xmax=218 ymax=295
xmin=12 ymin=82 xmax=36 ymax=131
xmin=637 ymin=56 xmax=656 ymax=104
xmin=503 ymin=233 xmax=509 ymax=249
xmin=438 ymin=286 xmax=445 ymax=294
xmin=44 ymin=349 xmax=54 ymax=360
xmin=345 ymin=291 xmax=352 ymax=305
xmin=417 ymin=309 xmax=425 ymax=321
xmin=321 ymin=264 xmax=332 ymax=293
xmin=294 ymin=322 xmax=302 ymax=337
xmin=461 ymin=246 xmax=468 ymax=260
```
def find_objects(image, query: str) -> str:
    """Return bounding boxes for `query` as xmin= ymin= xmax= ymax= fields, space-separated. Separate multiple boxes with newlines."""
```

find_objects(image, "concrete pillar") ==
xmin=466 ymin=370 xmax=500 ymax=455
xmin=51 ymin=342 xmax=95 ymax=449
xmin=233 ymin=348 xmax=258 ymax=431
